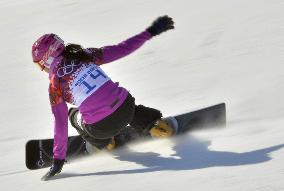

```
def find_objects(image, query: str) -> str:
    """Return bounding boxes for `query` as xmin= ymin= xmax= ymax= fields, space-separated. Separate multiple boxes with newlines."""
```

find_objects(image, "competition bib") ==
xmin=69 ymin=64 xmax=110 ymax=106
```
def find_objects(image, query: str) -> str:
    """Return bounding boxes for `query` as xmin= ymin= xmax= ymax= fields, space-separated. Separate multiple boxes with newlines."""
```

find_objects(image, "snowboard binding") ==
xmin=149 ymin=118 xmax=178 ymax=138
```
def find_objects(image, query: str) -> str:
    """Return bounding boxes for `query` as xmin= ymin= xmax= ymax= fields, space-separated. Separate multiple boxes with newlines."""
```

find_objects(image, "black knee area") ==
xmin=130 ymin=105 xmax=162 ymax=130
xmin=83 ymin=134 xmax=111 ymax=150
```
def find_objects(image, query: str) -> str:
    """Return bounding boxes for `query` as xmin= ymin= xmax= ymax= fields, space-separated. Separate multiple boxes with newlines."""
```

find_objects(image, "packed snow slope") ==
xmin=0 ymin=0 xmax=283 ymax=190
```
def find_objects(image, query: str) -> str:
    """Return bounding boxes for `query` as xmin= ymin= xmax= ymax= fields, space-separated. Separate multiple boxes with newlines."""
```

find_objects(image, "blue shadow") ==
xmin=55 ymin=135 xmax=284 ymax=179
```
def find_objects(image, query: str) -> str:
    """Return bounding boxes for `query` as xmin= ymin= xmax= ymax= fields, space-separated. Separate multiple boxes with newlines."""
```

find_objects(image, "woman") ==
xmin=32 ymin=16 xmax=175 ymax=179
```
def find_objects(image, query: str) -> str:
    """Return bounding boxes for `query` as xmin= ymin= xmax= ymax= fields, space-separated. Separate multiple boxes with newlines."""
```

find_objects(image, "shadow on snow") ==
xmin=54 ymin=135 xmax=284 ymax=180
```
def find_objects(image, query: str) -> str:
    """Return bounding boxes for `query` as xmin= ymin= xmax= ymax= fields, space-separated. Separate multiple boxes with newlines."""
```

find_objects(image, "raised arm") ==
xmin=101 ymin=30 xmax=152 ymax=64
xmin=87 ymin=16 xmax=174 ymax=65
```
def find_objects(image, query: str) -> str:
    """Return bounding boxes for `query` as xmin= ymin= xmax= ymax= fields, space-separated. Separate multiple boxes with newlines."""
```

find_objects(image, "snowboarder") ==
xmin=32 ymin=15 xmax=175 ymax=180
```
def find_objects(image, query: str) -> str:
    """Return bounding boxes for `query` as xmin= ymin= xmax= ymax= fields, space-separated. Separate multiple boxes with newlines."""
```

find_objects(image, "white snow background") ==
xmin=0 ymin=0 xmax=283 ymax=190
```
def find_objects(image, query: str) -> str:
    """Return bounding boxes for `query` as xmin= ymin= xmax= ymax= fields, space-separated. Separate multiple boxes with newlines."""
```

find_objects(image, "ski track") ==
xmin=0 ymin=0 xmax=284 ymax=190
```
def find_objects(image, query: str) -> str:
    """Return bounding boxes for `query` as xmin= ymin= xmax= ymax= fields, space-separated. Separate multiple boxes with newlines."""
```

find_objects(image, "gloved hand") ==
xmin=147 ymin=15 xmax=175 ymax=36
xmin=41 ymin=159 xmax=65 ymax=181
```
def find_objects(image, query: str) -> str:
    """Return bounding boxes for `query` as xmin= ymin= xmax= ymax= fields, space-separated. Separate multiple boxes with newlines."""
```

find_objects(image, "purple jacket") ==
xmin=49 ymin=31 xmax=152 ymax=159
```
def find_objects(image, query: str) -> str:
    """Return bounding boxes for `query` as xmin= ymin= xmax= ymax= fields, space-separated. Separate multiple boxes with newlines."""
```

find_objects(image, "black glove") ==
xmin=147 ymin=15 xmax=175 ymax=36
xmin=41 ymin=159 xmax=65 ymax=181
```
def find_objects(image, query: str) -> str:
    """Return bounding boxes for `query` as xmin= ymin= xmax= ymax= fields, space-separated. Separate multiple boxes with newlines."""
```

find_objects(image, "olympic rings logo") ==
xmin=57 ymin=60 xmax=79 ymax=77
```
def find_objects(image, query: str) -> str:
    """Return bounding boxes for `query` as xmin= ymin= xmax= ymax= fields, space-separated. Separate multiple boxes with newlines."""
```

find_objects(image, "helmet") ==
xmin=32 ymin=34 xmax=65 ymax=70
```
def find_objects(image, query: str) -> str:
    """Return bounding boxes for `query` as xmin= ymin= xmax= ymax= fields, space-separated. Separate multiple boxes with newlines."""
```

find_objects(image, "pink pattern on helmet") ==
xmin=32 ymin=34 xmax=65 ymax=69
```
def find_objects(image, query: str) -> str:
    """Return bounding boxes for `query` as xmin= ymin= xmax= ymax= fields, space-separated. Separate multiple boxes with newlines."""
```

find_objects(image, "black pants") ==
xmin=83 ymin=93 xmax=162 ymax=149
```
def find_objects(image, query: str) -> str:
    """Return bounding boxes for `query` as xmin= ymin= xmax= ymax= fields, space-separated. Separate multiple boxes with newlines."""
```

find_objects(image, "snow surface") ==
xmin=0 ymin=0 xmax=284 ymax=190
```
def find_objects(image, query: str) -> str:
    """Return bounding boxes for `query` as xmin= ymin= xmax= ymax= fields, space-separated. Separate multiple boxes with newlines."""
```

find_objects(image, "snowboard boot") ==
xmin=105 ymin=137 xmax=116 ymax=151
xmin=149 ymin=119 xmax=175 ymax=138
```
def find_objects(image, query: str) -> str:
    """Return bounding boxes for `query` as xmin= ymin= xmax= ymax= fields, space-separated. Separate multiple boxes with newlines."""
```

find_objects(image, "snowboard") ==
xmin=26 ymin=103 xmax=226 ymax=170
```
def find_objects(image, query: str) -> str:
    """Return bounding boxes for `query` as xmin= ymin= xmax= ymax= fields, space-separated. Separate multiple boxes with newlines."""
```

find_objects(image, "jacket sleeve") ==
xmin=49 ymin=74 xmax=68 ymax=160
xmin=87 ymin=30 xmax=152 ymax=65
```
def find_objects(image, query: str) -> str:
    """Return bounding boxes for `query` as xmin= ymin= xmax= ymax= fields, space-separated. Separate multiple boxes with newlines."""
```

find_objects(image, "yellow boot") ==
xmin=150 ymin=119 xmax=174 ymax=138
xmin=106 ymin=137 xmax=116 ymax=151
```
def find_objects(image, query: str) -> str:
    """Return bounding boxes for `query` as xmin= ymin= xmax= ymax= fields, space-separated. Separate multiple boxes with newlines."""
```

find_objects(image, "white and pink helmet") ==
xmin=32 ymin=33 xmax=65 ymax=71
